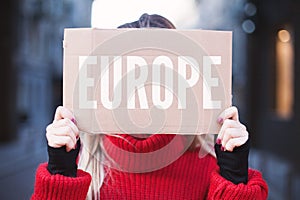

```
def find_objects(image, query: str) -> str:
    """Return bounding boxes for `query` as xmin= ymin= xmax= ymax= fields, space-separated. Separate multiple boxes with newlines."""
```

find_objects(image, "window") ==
xmin=275 ymin=28 xmax=294 ymax=119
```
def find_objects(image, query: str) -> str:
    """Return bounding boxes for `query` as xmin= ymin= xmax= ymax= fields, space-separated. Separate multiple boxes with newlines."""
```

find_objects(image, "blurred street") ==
xmin=0 ymin=126 xmax=47 ymax=200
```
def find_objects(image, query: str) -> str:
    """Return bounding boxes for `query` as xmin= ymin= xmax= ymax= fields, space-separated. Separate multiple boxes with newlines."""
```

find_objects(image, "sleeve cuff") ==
xmin=208 ymin=168 xmax=268 ymax=200
xmin=47 ymin=139 xmax=81 ymax=177
xmin=31 ymin=163 xmax=91 ymax=200
xmin=215 ymin=139 xmax=249 ymax=184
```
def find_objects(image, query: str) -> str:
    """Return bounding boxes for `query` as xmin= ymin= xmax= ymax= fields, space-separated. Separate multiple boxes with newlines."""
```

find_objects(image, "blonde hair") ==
xmin=78 ymin=133 xmax=216 ymax=200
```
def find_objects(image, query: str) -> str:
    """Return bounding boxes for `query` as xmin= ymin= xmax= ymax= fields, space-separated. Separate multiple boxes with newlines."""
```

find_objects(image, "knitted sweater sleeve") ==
xmin=31 ymin=163 xmax=91 ymax=200
xmin=207 ymin=168 xmax=268 ymax=200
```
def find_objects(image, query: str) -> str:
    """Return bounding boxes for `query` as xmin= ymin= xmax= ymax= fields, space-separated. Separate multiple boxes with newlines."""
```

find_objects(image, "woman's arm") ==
xmin=207 ymin=168 xmax=268 ymax=200
xmin=31 ymin=106 xmax=91 ymax=200
xmin=207 ymin=106 xmax=268 ymax=199
xmin=31 ymin=163 xmax=91 ymax=200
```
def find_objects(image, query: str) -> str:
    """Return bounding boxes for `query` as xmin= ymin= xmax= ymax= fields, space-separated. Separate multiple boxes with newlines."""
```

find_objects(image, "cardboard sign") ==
xmin=63 ymin=28 xmax=232 ymax=135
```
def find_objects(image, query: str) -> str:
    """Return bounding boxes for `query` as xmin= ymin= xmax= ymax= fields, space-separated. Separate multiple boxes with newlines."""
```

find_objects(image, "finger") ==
xmin=224 ymin=136 xmax=248 ymax=152
xmin=51 ymin=118 xmax=79 ymax=138
xmin=47 ymin=134 xmax=76 ymax=152
xmin=54 ymin=106 xmax=74 ymax=122
xmin=218 ymin=106 xmax=239 ymax=123
xmin=221 ymin=127 xmax=247 ymax=148
xmin=217 ymin=119 xmax=240 ymax=141
xmin=46 ymin=126 xmax=77 ymax=145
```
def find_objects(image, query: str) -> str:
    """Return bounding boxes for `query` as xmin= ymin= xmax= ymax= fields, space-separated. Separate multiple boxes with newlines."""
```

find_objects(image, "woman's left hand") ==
xmin=216 ymin=106 xmax=248 ymax=152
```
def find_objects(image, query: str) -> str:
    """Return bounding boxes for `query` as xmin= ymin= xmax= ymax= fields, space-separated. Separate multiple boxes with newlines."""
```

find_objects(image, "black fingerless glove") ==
xmin=47 ymin=139 xmax=81 ymax=177
xmin=215 ymin=139 xmax=250 ymax=184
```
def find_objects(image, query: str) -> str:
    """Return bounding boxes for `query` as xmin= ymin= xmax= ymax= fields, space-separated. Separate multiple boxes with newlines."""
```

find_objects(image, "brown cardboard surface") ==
xmin=63 ymin=28 xmax=232 ymax=135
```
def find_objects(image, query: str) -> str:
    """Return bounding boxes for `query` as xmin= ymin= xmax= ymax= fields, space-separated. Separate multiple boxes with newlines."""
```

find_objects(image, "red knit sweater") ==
xmin=31 ymin=134 xmax=268 ymax=200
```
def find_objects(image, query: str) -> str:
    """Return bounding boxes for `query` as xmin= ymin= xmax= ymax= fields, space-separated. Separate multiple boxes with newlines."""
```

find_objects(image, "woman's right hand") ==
xmin=46 ymin=106 xmax=79 ymax=152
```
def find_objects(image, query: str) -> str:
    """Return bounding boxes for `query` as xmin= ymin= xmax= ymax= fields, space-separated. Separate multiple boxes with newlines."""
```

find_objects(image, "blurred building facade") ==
xmin=248 ymin=0 xmax=300 ymax=164
xmin=1 ymin=0 xmax=93 ymax=141
xmin=0 ymin=1 xmax=18 ymax=142
xmin=15 ymin=0 xmax=93 ymax=136
xmin=248 ymin=0 xmax=300 ymax=199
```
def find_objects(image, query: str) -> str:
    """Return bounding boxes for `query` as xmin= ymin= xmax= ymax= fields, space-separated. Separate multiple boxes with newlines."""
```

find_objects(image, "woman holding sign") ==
xmin=32 ymin=14 xmax=268 ymax=200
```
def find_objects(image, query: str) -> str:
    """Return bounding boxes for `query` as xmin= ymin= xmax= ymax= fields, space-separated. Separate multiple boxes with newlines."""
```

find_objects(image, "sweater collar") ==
xmin=102 ymin=134 xmax=195 ymax=173
xmin=104 ymin=134 xmax=176 ymax=153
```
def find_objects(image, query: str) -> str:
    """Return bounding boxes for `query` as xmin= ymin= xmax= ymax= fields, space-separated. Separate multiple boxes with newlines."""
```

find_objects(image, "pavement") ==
xmin=0 ymin=126 xmax=47 ymax=200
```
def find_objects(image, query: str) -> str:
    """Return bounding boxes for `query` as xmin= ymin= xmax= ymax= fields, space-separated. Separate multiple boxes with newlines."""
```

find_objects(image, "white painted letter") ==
xmin=152 ymin=56 xmax=174 ymax=109
xmin=101 ymin=56 xmax=122 ymax=109
xmin=178 ymin=56 xmax=200 ymax=109
xmin=127 ymin=56 xmax=149 ymax=109
xmin=203 ymin=56 xmax=221 ymax=109
xmin=79 ymin=56 xmax=97 ymax=109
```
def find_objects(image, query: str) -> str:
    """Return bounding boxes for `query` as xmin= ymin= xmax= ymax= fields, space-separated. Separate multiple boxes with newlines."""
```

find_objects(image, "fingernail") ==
xmin=221 ymin=146 xmax=225 ymax=151
xmin=216 ymin=138 xmax=221 ymax=145
xmin=217 ymin=117 xmax=223 ymax=124
xmin=71 ymin=118 xmax=77 ymax=125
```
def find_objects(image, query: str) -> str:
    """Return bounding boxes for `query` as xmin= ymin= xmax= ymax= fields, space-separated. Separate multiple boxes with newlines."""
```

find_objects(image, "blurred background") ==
xmin=0 ymin=0 xmax=299 ymax=199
